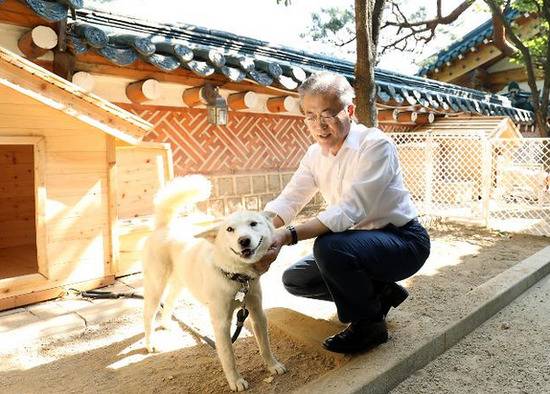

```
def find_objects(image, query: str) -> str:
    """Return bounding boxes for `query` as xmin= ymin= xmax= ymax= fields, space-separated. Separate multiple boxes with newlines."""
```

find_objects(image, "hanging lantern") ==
xmin=207 ymin=95 xmax=228 ymax=125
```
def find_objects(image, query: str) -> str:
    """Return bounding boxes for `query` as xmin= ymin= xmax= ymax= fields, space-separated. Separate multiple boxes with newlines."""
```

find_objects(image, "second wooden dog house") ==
xmin=0 ymin=47 xmax=173 ymax=310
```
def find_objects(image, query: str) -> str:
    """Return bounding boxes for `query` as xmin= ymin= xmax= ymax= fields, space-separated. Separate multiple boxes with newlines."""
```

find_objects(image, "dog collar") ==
xmin=220 ymin=269 xmax=255 ymax=284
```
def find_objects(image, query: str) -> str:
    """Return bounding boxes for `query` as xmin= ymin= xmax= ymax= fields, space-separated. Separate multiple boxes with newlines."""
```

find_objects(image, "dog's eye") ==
xmin=226 ymin=226 xmax=234 ymax=232
xmin=250 ymin=221 xmax=257 ymax=227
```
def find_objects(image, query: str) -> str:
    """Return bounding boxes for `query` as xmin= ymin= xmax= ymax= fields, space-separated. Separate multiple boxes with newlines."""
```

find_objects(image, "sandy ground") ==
xmin=392 ymin=273 xmax=550 ymax=394
xmin=0 ymin=223 xmax=548 ymax=394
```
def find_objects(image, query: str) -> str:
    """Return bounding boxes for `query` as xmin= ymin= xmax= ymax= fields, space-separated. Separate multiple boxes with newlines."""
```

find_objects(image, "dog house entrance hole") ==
xmin=0 ymin=145 xmax=38 ymax=279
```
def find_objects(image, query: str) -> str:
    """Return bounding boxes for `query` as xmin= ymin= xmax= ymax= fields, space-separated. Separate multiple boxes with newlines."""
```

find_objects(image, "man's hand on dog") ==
xmin=253 ymin=229 xmax=289 ymax=274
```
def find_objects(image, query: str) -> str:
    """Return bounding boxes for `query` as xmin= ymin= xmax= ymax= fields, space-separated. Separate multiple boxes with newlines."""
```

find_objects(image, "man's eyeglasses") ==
xmin=303 ymin=108 xmax=346 ymax=124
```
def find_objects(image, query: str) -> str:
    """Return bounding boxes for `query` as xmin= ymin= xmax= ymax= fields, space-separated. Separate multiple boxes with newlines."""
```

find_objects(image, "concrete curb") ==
xmin=0 ymin=278 xmax=143 ymax=345
xmin=297 ymin=245 xmax=550 ymax=394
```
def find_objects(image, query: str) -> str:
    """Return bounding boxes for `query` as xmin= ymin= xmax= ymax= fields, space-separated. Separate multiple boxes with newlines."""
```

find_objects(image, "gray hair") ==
xmin=297 ymin=71 xmax=355 ymax=107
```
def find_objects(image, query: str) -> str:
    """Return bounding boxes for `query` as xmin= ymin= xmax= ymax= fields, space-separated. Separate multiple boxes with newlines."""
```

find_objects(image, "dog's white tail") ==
xmin=153 ymin=175 xmax=212 ymax=227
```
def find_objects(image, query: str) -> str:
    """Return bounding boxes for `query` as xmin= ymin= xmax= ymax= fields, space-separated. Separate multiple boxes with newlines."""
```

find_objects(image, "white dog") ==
xmin=143 ymin=175 xmax=286 ymax=392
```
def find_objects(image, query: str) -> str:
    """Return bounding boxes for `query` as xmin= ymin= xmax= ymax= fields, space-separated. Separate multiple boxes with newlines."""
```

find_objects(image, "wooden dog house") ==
xmin=0 ymin=47 xmax=172 ymax=310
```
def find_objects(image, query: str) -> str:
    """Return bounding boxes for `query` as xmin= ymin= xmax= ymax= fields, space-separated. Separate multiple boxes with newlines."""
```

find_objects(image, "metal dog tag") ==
xmin=234 ymin=290 xmax=246 ymax=302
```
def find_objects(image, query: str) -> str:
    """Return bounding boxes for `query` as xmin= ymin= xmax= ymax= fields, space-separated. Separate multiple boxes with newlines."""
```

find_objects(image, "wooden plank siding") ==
xmin=114 ymin=144 xmax=172 ymax=275
xmin=0 ymin=45 xmax=171 ymax=310
xmin=116 ymin=146 xmax=170 ymax=219
xmin=0 ymin=83 xmax=112 ymax=303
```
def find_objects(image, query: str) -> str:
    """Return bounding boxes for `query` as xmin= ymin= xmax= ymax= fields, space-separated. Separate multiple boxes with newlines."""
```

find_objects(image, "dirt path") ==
xmin=392 ymin=273 xmax=550 ymax=394
xmin=1 ymin=223 xmax=548 ymax=393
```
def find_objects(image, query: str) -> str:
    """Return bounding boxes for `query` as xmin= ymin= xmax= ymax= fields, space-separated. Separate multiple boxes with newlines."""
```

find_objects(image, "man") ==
xmin=258 ymin=71 xmax=431 ymax=354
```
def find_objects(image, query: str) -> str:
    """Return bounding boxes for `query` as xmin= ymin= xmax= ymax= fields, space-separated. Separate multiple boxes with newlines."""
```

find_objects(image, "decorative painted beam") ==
xmin=377 ymin=109 xmax=398 ymax=122
xmin=18 ymin=26 xmax=58 ymax=59
xmin=182 ymin=85 xmax=208 ymax=107
xmin=98 ymin=45 xmax=138 ymax=66
xmin=414 ymin=112 xmax=435 ymax=125
xmin=393 ymin=111 xmax=415 ymax=123
xmin=266 ymin=96 xmax=299 ymax=113
xmin=227 ymin=91 xmax=261 ymax=111
xmin=126 ymin=78 xmax=161 ymax=103
xmin=71 ymin=71 xmax=94 ymax=91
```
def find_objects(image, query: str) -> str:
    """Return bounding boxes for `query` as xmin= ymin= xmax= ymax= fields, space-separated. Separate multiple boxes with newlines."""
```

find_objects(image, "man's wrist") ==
xmin=286 ymin=225 xmax=298 ymax=245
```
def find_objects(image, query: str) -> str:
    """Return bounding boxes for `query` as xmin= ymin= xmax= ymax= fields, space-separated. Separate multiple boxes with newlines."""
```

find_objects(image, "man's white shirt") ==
xmin=264 ymin=123 xmax=417 ymax=232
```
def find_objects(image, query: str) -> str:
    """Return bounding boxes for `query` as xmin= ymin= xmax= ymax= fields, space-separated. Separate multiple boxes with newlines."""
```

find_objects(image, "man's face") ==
xmin=302 ymin=91 xmax=354 ymax=155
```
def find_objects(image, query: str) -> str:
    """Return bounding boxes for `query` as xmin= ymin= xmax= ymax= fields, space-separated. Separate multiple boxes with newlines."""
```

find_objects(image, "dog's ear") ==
xmin=261 ymin=211 xmax=277 ymax=221
xmin=194 ymin=223 xmax=221 ymax=242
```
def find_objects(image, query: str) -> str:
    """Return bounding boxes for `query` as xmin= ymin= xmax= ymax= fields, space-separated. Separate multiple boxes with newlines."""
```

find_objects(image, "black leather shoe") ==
xmin=380 ymin=283 xmax=409 ymax=318
xmin=322 ymin=320 xmax=388 ymax=354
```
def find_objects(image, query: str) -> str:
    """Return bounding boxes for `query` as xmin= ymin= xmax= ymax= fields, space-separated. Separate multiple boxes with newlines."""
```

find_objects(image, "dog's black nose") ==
xmin=238 ymin=236 xmax=251 ymax=247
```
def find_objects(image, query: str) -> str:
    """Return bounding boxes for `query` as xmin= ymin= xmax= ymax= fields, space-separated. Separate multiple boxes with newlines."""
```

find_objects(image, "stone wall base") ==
xmin=196 ymin=171 xmax=324 ymax=217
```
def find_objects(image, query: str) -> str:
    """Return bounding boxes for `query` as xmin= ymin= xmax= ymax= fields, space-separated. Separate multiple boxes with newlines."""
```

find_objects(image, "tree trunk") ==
xmin=484 ymin=0 xmax=549 ymax=137
xmin=540 ymin=0 xmax=550 ymax=137
xmin=354 ymin=0 xmax=377 ymax=127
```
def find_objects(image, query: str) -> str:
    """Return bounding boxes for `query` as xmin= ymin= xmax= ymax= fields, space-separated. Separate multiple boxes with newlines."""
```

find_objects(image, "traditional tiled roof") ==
xmin=417 ymin=8 xmax=522 ymax=77
xmin=19 ymin=0 xmax=83 ymax=22
xmin=1 ymin=1 xmax=535 ymax=123
xmin=0 ymin=45 xmax=152 ymax=144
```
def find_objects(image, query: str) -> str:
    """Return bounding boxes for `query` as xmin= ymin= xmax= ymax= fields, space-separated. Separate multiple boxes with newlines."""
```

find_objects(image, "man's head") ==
xmin=298 ymin=72 xmax=355 ymax=155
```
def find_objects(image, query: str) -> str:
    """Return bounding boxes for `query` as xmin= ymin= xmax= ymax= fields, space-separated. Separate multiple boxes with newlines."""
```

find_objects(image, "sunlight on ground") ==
xmin=2 ymin=224 xmax=526 ymax=378
xmin=413 ymin=239 xmax=481 ymax=277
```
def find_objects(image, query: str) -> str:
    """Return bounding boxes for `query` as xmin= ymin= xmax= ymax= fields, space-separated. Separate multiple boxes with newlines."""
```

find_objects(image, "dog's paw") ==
xmin=145 ymin=340 xmax=159 ymax=353
xmin=268 ymin=361 xmax=287 ymax=375
xmin=228 ymin=377 xmax=249 ymax=392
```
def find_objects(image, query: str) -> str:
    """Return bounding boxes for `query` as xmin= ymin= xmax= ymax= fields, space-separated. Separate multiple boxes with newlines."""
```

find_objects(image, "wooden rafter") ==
xmin=73 ymin=54 xmax=299 ymax=98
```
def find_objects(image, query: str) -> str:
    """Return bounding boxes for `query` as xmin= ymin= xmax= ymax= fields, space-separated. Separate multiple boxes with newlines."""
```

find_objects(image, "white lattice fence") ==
xmin=389 ymin=133 xmax=550 ymax=237
xmin=487 ymin=138 xmax=550 ymax=236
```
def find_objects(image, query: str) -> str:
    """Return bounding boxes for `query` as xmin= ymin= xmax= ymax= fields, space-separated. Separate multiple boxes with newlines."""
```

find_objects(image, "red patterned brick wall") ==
xmin=121 ymin=105 xmax=313 ymax=176
xmin=379 ymin=124 xmax=415 ymax=133
xmin=118 ymin=105 xmax=414 ymax=215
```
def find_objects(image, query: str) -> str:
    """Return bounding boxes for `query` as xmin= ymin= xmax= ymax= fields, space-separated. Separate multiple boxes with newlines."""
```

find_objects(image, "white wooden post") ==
xmin=424 ymin=135 xmax=434 ymax=216
xmin=481 ymin=138 xmax=493 ymax=227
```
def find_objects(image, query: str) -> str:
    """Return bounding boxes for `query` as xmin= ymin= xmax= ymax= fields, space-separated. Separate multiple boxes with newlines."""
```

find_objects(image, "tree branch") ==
xmin=371 ymin=0 xmax=387 ymax=49
xmin=540 ymin=0 xmax=550 ymax=125
xmin=492 ymin=11 xmax=515 ymax=56
xmin=484 ymin=0 xmax=548 ymax=135
xmin=384 ymin=0 xmax=472 ymax=29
